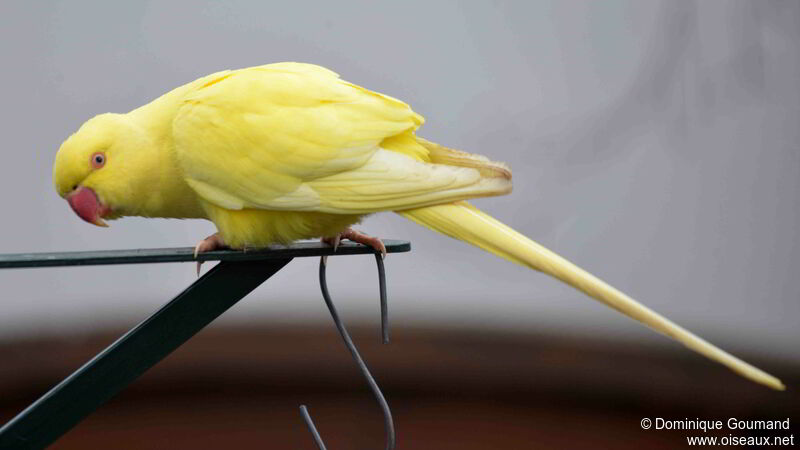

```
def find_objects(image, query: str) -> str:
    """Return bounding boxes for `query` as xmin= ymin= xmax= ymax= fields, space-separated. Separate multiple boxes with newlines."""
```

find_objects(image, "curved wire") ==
xmin=300 ymin=254 xmax=396 ymax=450
xmin=376 ymin=254 xmax=389 ymax=344
xmin=299 ymin=405 xmax=326 ymax=450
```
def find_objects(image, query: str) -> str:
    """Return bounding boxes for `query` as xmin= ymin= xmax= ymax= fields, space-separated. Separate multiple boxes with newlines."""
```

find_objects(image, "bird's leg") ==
xmin=340 ymin=228 xmax=387 ymax=257
xmin=321 ymin=234 xmax=342 ymax=252
xmin=193 ymin=232 xmax=227 ymax=276
xmin=321 ymin=228 xmax=387 ymax=265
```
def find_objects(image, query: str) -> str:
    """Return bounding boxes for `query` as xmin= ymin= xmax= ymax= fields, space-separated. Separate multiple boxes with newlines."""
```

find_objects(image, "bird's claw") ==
xmin=321 ymin=234 xmax=341 ymax=266
xmin=321 ymin=228 xmax=386 ymax=264
xmin=346 ymin=229 xmax=386 ymax=259
xmin=193 ymin=233 xmax=226 ymax=276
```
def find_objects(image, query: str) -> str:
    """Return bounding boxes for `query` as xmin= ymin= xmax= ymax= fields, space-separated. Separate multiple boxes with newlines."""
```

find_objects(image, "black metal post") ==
xmin=0 ymin=240 xmax=410 ymax=450
xmin=0 ymin=258 xmax=291 ymax=450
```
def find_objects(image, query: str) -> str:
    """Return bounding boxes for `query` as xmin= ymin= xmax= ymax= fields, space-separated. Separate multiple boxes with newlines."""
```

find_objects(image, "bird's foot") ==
xmin=321 ymin=228 xmax=387 ymax=264
xmin=193 ymin=232 xmax=227 ymax=276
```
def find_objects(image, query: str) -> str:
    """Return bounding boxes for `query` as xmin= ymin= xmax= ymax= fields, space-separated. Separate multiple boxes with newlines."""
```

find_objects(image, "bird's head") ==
xmin=53 ymin=113 xmax=152 ymax=226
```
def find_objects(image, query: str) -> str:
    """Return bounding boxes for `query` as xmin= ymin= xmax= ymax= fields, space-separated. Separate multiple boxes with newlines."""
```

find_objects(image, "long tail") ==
xmin=397 ymin=201 xmax=784 ymax=390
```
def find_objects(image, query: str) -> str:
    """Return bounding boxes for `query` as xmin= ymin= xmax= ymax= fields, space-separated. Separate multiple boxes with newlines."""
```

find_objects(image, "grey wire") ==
xmin=299 ymin=405 xmax=327 ymax=450
xmin=376 ymin=254 xmax=389 ymax=345
xmin=299 ymin=255 xmax=396 ymax=450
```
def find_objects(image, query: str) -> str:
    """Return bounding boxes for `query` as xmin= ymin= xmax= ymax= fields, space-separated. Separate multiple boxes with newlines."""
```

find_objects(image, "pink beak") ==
xmin=66 ymin=186 xmax=109 ymax=227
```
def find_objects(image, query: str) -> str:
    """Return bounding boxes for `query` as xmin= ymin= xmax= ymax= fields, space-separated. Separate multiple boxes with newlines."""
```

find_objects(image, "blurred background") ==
xmin=0 ymin=0 xmax=798 ymax=448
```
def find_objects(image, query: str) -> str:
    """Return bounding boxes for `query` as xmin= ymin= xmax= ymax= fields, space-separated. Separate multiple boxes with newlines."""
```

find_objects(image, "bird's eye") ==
xmin=90 ymin=152 xmax=106 ymax=169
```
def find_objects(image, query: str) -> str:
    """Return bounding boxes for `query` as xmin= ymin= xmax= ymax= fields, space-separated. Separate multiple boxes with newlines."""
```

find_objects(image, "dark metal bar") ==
xmin=0 ymin=240 xmax=410 ymax=269
xmin=0 ymin=240 xmax=410 ymax=449
xmin=0 ymin=258 xmax=291 ymax=450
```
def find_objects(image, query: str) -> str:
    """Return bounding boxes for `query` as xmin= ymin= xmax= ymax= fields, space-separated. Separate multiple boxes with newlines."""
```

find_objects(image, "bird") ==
xmin=53 ymin=62 xmax=783 ymax=391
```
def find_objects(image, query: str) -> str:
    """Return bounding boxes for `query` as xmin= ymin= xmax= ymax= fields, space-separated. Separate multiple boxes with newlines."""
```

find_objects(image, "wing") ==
xmin=172 ymin=62 xmax=509 ymax=214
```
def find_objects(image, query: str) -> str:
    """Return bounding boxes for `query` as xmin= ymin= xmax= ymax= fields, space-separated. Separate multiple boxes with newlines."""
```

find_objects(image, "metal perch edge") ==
xmin=0 ymin=240 xmax=410 ymax=450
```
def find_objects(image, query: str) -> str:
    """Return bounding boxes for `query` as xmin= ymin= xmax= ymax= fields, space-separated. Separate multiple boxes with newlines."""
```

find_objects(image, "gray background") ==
xmin=0 ymin=1 xmax=797 ymax=362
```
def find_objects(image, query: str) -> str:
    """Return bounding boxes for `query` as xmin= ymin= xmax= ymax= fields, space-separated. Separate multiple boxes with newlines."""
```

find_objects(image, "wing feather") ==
xmin=172 ymin=63 xmax=508 ymax=214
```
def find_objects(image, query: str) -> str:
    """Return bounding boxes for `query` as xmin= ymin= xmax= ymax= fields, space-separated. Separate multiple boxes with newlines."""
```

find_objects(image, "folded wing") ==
xmin=172 ymin=62 xmax=510 ymax=214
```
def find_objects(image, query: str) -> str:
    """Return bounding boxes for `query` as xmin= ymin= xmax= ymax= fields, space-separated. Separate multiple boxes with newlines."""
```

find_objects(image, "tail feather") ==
xmin=397 ymin=201 xmax=784 ymax=390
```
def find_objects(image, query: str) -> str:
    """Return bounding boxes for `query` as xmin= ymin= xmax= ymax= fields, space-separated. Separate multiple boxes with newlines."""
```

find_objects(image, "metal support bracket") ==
xmin=0 ymin=240 xmax=410 ymax=450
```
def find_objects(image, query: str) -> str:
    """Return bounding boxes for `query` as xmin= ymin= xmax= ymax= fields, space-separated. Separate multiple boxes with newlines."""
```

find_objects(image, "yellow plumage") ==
xmin=53 ymin=62 xmax=784 ymax=390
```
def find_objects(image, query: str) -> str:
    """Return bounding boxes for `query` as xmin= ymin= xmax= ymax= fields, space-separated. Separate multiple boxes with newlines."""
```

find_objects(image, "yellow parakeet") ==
xmin=52 ymin=62 xmax=784 ymax=391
